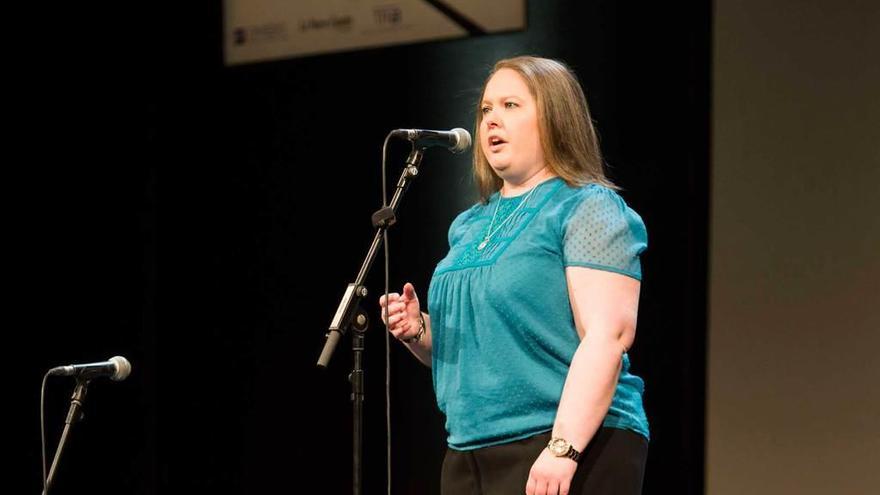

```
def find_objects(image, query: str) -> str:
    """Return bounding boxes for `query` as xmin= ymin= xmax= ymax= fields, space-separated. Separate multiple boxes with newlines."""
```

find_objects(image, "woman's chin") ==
xmin=488 ymin=163 xmax=511 ymax=177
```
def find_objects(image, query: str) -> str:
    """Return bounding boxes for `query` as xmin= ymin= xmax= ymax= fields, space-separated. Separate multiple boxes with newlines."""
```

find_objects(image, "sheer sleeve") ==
xmin=562 ymin=186 xmax=648 ymax=281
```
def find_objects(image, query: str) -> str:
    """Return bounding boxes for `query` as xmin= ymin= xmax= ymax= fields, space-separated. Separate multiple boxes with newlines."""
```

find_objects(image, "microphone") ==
xmin=391 ymin=127 xmax=472 ymax=153
xmin=48 ymin=356 xmax=132 ymax=381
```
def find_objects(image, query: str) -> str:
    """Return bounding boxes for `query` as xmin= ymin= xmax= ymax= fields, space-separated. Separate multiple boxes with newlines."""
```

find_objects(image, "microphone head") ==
xmin=450 ymin=128 xmax=472 ymax=154
xmin=109 ymin=355 xmax=132 ymax=381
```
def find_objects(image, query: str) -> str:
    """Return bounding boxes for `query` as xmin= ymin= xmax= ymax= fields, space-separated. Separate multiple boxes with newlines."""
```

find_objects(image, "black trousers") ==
xmin=441 ymin=428 xmax=648 ymax=495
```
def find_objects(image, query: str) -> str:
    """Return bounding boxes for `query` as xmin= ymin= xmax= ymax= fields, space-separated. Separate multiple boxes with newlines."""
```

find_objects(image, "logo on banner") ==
xmin=232 ymin=23 xmax=288 ymax=46
xmin=298 ymin=15 xmax=354 ymax=33
xmin=373 ymin=5 xmax=402 ymax=26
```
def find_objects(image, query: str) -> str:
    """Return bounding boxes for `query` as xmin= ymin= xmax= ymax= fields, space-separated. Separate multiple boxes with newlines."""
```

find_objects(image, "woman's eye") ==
xmin=505 ymin=101 xmax=518 ymax=108
xmin=481 ymin=106 xmax=491 ymax=114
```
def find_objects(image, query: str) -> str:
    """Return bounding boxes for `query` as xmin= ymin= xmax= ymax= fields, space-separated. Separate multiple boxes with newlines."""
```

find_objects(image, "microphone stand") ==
xmin=43 ymin=378 xmax=89 ymax=495
xmin=317 ymin=145 xmax=424 ymax=495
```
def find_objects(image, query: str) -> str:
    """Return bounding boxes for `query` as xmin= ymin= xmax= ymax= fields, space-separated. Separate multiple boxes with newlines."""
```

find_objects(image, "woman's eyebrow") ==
xmin=481 ymin=95 xmax=524 ymax=104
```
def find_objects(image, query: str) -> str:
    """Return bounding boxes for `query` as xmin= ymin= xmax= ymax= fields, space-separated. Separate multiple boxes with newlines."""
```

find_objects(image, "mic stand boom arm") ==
xmin=316 ymin=146 xmax=424 ymax=495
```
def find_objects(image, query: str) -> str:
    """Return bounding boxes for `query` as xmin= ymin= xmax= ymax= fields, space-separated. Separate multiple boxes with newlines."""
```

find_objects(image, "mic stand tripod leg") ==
xmin=43 ymin=379 xmax=89 ymax=495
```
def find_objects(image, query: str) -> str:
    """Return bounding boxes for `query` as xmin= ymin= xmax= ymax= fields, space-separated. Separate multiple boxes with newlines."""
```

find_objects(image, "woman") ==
xmin=379 ymin=56 xmax=649 ymax=495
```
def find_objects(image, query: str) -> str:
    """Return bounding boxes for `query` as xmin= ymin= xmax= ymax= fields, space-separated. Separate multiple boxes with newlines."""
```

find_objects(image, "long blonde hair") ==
xmin=473 ymin=56 xmax=616 ymax=202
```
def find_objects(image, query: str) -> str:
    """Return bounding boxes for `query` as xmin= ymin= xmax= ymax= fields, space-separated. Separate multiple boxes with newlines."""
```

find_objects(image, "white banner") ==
xmin=223 ymin=0 xmax=526 ymax=65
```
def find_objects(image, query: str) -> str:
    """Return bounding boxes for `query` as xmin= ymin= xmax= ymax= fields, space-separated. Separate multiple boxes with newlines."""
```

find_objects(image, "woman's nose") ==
xmin=484 ymin=111 xmax=500 ymax=128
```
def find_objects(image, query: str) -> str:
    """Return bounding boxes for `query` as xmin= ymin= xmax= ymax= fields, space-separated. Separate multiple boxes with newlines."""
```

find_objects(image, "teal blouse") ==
xmin=427 ymin=177 xmax=649 ymax=451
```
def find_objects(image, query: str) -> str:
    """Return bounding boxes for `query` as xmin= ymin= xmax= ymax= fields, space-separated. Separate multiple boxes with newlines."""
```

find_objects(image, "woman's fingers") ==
xmin=378 ymin=293 xmax=400 ymax=307
xmin=535 ymin=480 xmax=549 ymax=495
xmin=389 ymin=321 xmax=412 ymax=339
xmin=379 ymin=294 xmax=405 ymax=325
xmin=389 ymin=314 xmax=414 ymax=329
xmin=559 ymin=479 xmax=570 ymax=495
xmin=378 ymin=286 xmax=418 ymax=339
xmin=403 ymin=283 xmax=417 ymax=301
xmin=383 ymin=303 xmax=408 ymax=325
xmin=388 ymin=301 xmax=406 ymax=314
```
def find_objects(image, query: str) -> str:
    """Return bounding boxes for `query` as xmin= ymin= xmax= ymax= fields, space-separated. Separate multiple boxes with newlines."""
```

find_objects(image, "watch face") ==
xmin=548 ymin=438 xmax=569 ymax=456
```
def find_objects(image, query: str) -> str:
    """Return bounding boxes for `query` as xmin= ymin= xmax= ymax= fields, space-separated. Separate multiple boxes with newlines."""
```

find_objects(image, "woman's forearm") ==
xmin=552 ymin=332 xmax=624 ymax=451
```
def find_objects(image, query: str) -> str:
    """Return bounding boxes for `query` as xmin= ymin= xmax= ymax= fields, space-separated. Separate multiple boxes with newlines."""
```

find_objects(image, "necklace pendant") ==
xmin=477 ymin=239 xmax=488 ymax=250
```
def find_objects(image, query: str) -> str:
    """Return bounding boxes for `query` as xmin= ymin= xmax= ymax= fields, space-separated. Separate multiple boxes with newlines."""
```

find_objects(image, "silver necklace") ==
xmin=477 ymin=186 xmax=538 ymax=251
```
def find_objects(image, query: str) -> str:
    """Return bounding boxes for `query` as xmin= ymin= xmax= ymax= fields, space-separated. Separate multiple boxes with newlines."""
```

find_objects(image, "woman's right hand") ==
xmin=378 ymin=282 xmax=423 ymax=343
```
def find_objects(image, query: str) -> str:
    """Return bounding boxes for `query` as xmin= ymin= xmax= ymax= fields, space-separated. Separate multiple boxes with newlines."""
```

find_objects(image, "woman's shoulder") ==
xmin=551 ymin=180 xmax=628 ymax=214
xmin=552 ymin=180 xmax=645 ymax=234
xmin=446 ymin=202 xmax=486 ymax=246
xmin=453 ymin=201 xmax=486 ymax=224
xmin=561 ymin=180 xmax=621 ymax=199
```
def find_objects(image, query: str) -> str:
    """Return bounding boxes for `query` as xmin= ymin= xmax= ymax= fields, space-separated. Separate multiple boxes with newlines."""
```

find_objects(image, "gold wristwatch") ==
xmin=547 ymin=437 xmax=582 ymax=463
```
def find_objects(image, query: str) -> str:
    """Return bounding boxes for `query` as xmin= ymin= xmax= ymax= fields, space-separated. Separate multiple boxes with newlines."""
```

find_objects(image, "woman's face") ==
xmin=479 ymin=68 xmax=545 ymax=185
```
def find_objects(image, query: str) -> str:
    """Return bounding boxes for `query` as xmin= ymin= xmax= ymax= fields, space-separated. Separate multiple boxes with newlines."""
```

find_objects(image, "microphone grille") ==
xmin=450 ymin=128 xmax=472 ymax=154
xmin=109 ymin=355 xmax=132 ymax=381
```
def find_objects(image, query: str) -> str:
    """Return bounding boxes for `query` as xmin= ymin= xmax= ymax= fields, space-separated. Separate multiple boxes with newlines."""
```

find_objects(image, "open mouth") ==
xmin=488 ymin=136 xmax=507 ymax=150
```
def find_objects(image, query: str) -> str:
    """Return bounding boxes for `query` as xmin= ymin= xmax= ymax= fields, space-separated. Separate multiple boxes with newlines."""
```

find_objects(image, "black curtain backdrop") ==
xmin=16 ymin=1 xmax=709 ymax=493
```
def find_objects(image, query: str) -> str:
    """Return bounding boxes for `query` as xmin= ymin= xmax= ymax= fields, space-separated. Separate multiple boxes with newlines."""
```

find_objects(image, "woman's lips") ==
xmin=487 ymin=137 xmax=507 ymax=152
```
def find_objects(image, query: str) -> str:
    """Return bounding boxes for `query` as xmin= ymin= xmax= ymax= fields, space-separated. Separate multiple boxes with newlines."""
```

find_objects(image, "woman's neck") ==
xmin=501 ymin=167 xmax=556 ymax=197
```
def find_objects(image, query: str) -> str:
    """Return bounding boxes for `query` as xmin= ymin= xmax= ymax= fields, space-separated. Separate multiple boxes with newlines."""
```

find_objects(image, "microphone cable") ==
xmin=381 ymin=130 xmax=394 ymax=495
xmin=40 ymin=370 xmax=51 ymax=494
